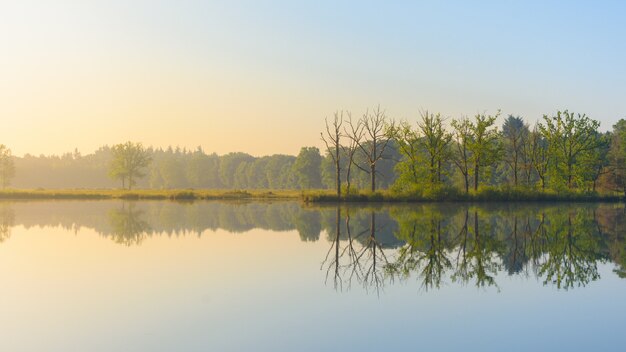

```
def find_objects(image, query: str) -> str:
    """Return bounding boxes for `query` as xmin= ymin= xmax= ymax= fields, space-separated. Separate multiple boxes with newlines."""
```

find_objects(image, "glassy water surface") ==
xmin=1 ymin=200 xmax=625 ymax=351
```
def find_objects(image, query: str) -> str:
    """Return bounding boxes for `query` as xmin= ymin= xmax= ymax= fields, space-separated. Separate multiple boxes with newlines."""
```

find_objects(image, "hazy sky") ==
xmin=1 ymin=1 xmax=625 ymax=157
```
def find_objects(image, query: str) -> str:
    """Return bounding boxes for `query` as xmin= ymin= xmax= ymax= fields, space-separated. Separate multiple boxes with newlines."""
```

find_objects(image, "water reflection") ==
xmin=107 ymin=203 xmax=152 ymax=246
xmin=1 ymin=200 xmax=625 ymax=291
xmin=0 ymin=203 xmax=14 ymax=243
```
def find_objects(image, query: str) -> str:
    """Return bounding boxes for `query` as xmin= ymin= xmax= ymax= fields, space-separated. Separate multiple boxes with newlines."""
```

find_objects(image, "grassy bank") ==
xmin=0 ymin=189 xmax=301 ymax=201
xmin=302 ymin=188 xmax=624 ymax=203
xmin=0 ymin=188 xmax=622 ymax=202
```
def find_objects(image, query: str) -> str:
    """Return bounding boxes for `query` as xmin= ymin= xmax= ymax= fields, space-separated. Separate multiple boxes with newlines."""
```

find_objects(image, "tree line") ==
xmin=322 ymin=107 xmax=626 ymax=196
xmin=1 ymin=107 xmax=625 ymax=194
xmin=1 ymin=143 xmax=373 ymax=190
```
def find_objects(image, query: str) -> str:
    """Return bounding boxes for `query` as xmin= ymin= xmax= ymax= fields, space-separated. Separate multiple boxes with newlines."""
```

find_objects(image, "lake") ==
xmin=0 ymin=200 xmax=625 ymax=351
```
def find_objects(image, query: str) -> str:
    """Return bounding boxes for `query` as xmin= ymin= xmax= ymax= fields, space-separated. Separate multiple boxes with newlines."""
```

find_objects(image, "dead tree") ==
xmin=343 ymin=112 xmax=364 ymax=194
xmin=321 ymin=111 xmax=344 ymax=198
xmin=356 ymin=106 xmax=394 ymax=192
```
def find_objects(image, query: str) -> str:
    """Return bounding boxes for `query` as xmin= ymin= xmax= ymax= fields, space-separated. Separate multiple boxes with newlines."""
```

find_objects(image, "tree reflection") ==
xmin=386 ymin=207 xmax=452 ymax=290
xmin=538 ymin=210 xmax=603 ymax=289
xmin=354 ymin=204 xmax=614 ymax=292
xmin=321 ymin=207 xmax=392 ymax=295
xmin=107 ymin=203 xmax=152 ymax=246
xmin=0 ymin=200 xmax=624 ymax=292
xmin=0 ymin=203 xmax=14 ymax=243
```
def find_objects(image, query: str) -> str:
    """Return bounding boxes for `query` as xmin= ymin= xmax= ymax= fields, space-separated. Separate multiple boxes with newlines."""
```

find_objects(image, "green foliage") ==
xmin=109 ymin=142 xmax=152 ymax=190
xmin=467 ymin=111 xmax=501 ymax=191
xmin=539 ymin=110 xmax=602 ymax=189
xmin=501 ymin=115 xmax=530 ymax=186
xmin=292 ymin=147 xmax=323 ymax=189
xmin=607 ymin=119 xmax=626 ymax=194
xmin=0 ymin=145 xmax=15 ymax=189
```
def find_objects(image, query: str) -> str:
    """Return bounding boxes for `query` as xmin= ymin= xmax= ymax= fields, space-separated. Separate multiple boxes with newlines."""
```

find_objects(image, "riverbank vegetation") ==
xmin=0 ymin=189 xmax=300 ymax=201
xmin=1 ymin=107 xmax=626 ymax=201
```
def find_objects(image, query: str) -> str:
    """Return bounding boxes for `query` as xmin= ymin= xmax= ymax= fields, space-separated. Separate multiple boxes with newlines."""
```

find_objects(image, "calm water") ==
xmin=0 ymin=200 xmax=625 ymax=351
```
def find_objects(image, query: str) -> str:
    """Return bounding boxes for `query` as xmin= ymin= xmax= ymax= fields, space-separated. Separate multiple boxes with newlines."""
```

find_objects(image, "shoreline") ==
xmin=0 ymin=189 xmax=622 ymax=203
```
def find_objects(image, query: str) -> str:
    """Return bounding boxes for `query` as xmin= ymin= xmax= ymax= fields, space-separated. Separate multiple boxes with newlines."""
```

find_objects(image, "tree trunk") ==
xmin=464 ymin=173 xmax=469 ymax=194
xmin=474 ymin=163 xmax=479 ymax=191
xmin=346 ymin=158 xmax=352 ymax=195
xmin=513 ymin=158 xmax=518 ymax=186
xmin=370 ymin=164 xmax=376 ymax=192
xmin=430 ymin=157 xmax=436 ymax=184
xmin=437 ymin=159 xmax=442 ymax=183
xmin=335 ymin=146 xmax=341 ymax=198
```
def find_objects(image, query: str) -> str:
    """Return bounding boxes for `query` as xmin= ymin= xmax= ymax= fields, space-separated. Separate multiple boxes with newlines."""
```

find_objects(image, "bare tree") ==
xmin=355 ymin=106 xmax=395 ymax=192
xmin=343 ymin=112 xmax=363 ymax=194
xmin=321 ymin=111 xmax=344 ymax=198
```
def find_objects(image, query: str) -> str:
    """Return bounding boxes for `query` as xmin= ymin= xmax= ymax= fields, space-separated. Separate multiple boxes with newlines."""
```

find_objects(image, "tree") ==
xmin=607 ymin=119 xmax=626 ymax=195
xmin=451 ymin=117 xmax=473 ymax=193
xmin=389 ymin=120 xmax=421 ymax=188
xmin=292 ymin=147 xmax=323 ymax=189
xmin=343 ymin=112 xmax=364 ymax=193
xmin=468 ymin=112 xmax=500 ymax=191
xmin=321 ymin=111 xmax=344 ymax=197
xmin=219 ymin=152 xmax=255 ymax=188
xmin=502 ymin=115 xmax=529 ymax=186
xmin=583 ymin=132 xmax=609 ymax=192
xmin=530 ymin=125 xmax=549 ymax=189
xmin=355 ymin=106 xmax=395 ymax=192
xmin=417 ymin=111 xmax=451 ymax=184
xmin=0 ymin=145 xmax=15 ymax=189
xmin=539 ymin=110 xmax=602 ymax=189
xmin=109 ymin=142 xmax=152 ymax=190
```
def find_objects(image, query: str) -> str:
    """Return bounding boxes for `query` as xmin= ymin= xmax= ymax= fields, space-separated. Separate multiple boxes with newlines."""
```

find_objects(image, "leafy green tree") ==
xmin=451 ymin=117 xmax=473 ymax=193
xmin=539 ymin=110 xmax=602 ymax=189
xmin=468 ymin=112 xmax=501 ymax=191
xmin=607 ymin=119 xmax=626 ymax=195
xmin=530 ymin=125 xmax=549 ymax=189
xmin=0 ymin=144 xmax=15 ymax=189
xmin=293 ymin=147 xmax=323 ymax=189
xmin=502 ymin=115 xmax=529 ymax=186
xmin=389 ymin=120 xmax=422 ymax=189
xmin=109 ymin=142 xmax=152 ymax=190
xmin=218 ymin=152 xmax=255 ymax=188
xmin=582 ymin=132 xmax=610 ymax=191
xmin=417 ymin=111 xmax=452 ymax=185
xmin=233 ymin=161 xmax=250 ymax=188
xmin=265 ymin=154 xmax=296 ymax=189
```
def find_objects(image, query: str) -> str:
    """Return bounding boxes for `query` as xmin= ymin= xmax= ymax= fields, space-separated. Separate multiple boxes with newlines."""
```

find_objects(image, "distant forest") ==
xmin=1 ymin=108 xmax=626 ymax=194
xmin=5 ymin=145 xmax=396 ymax=190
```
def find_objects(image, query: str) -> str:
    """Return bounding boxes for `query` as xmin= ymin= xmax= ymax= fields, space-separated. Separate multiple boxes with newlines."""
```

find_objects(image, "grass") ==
xmin=301 ymin=187 xmax=624 ymax=203
xmin=0 ymin=189 xmax=302 ymax=201
xmin=0 ymin=187 xmax=622 ymax=202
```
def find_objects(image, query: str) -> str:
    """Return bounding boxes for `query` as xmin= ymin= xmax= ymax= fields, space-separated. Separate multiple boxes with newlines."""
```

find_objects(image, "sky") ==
xmin=1 ymin=0 xmax=626 ymax=157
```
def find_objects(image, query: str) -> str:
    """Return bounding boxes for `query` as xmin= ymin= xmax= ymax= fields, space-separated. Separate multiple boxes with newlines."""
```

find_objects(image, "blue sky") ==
xmin=1 ymin=0 xmax=625 ymax=156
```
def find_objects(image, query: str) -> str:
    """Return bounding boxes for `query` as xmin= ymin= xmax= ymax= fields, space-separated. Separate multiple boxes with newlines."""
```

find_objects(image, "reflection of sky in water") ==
xmin=0 ymin=201 xmax=624 ymax=351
